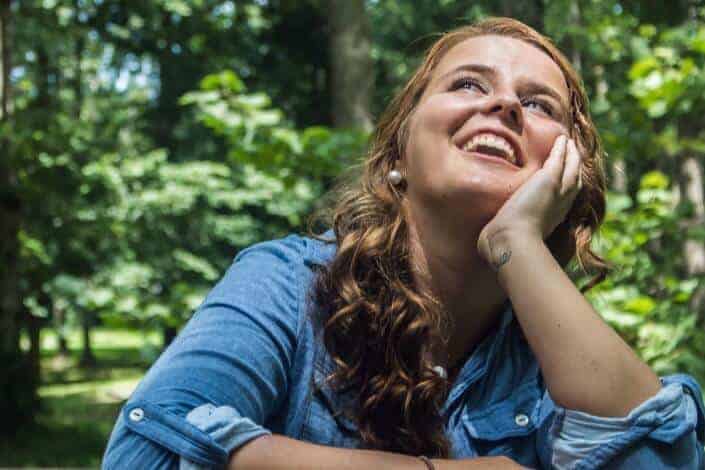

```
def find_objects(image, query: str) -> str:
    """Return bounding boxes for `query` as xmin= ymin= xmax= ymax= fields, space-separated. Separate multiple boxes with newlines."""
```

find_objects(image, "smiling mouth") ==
xmin=458 ymin=133 xmax=520 ymax=167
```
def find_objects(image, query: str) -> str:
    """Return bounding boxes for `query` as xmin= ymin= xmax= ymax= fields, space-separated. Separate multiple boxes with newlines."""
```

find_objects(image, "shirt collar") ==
xmin=441 ymin=299 xmax=516 ymax=414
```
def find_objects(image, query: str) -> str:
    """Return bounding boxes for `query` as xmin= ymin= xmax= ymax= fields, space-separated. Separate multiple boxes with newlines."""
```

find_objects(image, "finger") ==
xmin=561 ymin=139 xmax=581 ymax=195
xmin=543 ymin=135 xmax=568 ymax=181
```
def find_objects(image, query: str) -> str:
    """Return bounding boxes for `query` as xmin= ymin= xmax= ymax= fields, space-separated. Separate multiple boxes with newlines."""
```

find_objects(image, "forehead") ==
xmin=432 ymin=35 xmax=570 ymax=102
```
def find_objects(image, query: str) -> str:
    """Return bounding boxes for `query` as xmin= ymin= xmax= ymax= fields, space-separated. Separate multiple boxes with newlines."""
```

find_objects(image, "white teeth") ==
xmin=461 ymin=133 xmax=517 ymax=165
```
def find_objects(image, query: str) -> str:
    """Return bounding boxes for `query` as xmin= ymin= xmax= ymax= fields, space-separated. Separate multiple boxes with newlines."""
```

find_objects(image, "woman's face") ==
xmin=403 ymin=35 xmax=572 ymax=224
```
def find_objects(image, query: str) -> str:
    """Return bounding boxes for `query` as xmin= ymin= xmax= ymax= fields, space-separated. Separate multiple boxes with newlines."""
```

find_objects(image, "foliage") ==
xmin=587 ymin=172 xmax=705 ymax=385
xmin=181 ymin=70 xmax=366 ymax=180
xmin=10 ymin=46 xmax=368 ymax=338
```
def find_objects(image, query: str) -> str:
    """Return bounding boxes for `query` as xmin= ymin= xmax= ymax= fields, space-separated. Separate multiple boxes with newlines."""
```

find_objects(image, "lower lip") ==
xmin=459 ymin=148 xmax=520 ymax=169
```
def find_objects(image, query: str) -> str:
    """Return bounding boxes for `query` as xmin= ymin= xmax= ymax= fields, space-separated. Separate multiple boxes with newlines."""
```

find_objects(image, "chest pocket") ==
xmin=459 ymin=380 xmax=543 ymax=466
xmin=300 ymin=354 xmax=361 ymax=449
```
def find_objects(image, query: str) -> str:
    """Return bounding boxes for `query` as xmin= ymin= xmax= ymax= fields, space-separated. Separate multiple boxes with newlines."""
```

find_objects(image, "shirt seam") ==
xmin=293 ymin=233 xmax=306 ymax=371
xmin=289 ymin=233 xmax=309 ymax=441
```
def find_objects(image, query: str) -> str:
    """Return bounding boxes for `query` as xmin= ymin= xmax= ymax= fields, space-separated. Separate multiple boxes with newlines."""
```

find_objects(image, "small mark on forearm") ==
xmin=493 ymin=249 xmax=512 ymax=271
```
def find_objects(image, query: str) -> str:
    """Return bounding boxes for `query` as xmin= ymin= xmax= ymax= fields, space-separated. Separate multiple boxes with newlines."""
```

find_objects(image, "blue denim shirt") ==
xmin=103 ymin=231 xmax=705 ymax=469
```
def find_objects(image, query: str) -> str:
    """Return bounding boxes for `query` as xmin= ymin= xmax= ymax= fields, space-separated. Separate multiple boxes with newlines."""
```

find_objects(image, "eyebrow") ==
xmin=438 ymin=63 xmax=497 ymax=83
xmin=437 ymin=63 xmax=569 ymax=111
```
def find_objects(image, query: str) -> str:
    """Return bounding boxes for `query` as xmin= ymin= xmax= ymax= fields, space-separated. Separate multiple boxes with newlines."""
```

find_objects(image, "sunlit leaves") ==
xmin=629 ymin=22 xmax=705 ymax=118
xmin=182 ymin=70 xmax=367 ymax=183
xmin=586 ymin=170 xmax=704 ymax=383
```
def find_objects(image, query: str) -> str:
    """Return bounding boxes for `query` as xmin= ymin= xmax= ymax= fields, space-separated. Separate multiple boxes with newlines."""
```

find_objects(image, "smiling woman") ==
xmin=102 ymin=17 xmax=705 ymax=470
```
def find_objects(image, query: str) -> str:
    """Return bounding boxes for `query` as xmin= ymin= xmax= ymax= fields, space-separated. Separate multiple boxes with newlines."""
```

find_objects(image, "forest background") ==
xmin=1 ymin=0 xmax=705 ymax=467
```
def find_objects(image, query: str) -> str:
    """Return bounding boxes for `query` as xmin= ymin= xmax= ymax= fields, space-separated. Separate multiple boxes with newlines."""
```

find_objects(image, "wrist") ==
xmin=480 ymin=227 xmax=542 ymax=271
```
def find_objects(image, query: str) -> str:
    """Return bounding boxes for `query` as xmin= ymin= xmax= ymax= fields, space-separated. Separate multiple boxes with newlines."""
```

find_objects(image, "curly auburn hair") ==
xmin=306 ymin=17 xmax=610 ymax=458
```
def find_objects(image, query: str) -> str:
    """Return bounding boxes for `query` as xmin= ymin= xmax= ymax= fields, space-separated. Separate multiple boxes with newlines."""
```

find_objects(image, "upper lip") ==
xmin=454 ymin=127 xmax=524 ymax=167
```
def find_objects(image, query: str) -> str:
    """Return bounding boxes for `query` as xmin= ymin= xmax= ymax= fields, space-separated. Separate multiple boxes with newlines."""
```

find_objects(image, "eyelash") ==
xmin=523 ymin=98 xmax=555 ymax=117
xmin=450 ymin=76 xmax=556 ymax=117
xmin=450 ymin=77 xmax=486 ymax=93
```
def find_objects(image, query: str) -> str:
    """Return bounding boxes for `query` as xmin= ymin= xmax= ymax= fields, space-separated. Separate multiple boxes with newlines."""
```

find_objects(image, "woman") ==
xmin=103 ymin=18 xmax=704 ymax=469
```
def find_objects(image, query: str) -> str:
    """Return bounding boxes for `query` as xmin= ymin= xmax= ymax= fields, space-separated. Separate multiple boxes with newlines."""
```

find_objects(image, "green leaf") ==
xmin=173 ymin=250 xmax=219 ymax=281
xmin=623 ymin=296 xmax=656 ymax=315
xmin=200 ymin=71 xmax=244 ymax=92
xmin=629 ymin=56 xmax=659 ymax=80
xmin=648 ymin=99 xmax=668 ymax=118
xmin=640 ymin=171 xmax=670 ymax=190
xmin=607 ymin=193 xmax=633 ymax=213
xmin=601 ymin=308 xmax=643 ymax=328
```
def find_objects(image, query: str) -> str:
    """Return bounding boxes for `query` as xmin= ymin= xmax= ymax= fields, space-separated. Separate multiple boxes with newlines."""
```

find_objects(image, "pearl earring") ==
xmin=388 ymin=169 xmax=403 ymax=185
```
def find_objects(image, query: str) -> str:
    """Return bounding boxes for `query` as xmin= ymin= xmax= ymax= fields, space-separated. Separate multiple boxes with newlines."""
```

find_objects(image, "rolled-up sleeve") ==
xmin=178 ymin=404 xmax=271 ymax=470
xmin=102 ymin=236 xmax=305 ymax=470
xmin=536 ymin=373 xmax=705 ymax=469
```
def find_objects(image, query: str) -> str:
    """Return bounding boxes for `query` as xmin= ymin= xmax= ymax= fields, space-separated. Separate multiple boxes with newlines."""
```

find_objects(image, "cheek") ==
xmin=405 ymin=96 xmax=460 ymax=170
xmin=525 ymin=122 xmax=567 ymax=165
xmin=411 ymin=94 xmax=470 ymax=138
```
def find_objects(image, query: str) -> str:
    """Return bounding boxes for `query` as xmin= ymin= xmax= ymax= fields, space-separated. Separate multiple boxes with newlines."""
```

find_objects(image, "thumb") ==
xmin=542 ymin=134 xmax=568 ymax=180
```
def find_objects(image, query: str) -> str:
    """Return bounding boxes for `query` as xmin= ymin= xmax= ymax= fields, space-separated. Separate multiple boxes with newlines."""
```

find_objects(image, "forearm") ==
xmin=230 ymin=434 xmax=423 ymax=470
xmin=488 ymin=229 xmax=661 ymax=417
xmin=230 ymin=434 xmax=525 ymax=470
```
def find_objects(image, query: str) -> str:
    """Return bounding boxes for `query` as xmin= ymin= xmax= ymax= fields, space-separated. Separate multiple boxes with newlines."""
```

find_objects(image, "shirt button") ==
xmin=515 ymin=413 xmax=530 ymax=427
xmin=129 ymin=408 xmax=145 ymax=422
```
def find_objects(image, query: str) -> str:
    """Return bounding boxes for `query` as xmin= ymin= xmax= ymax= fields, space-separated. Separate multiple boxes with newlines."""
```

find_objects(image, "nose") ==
xmin=486 ymin=94 xmax=523 ymax=134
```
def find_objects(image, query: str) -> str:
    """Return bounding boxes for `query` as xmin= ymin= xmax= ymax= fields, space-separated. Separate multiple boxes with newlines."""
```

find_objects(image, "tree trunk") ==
xmin=610 ymin=158 xmax=628 ymax=193
xmin=163 ymin=325 xmax=177 ymax=349
xmin=677 ymin=154 xmax=705 ymax=326
xmin=58 ymin=333 xmax=69 ymax=354
xmin=79 ymin=314 xmax=96 ymax=367
xmin=591 ymin=64 xmax=627 ymax=193
xmin=0 ymin=0 xmax=20 ymax=357
xmin=0 ymin=0 xmax=9 ymax=117
xmin=0 ymin=0 xmax=19 ymax=357
xmin=28 ymin=292 xmax=52 ymax=384
xmin=327 ymin=0 xmax=373 ymax=131
xmin=499 ymin=0 xmax=544 ymax=31
xmin=0 ymin=0 xmax=38 ymax=434
xmin=74 ymin=34 xmax=84 ymax=120
xmin=27 ymin=311 xmax=41 ymax=383
xmin=568 ymin=1 xmax=582 ymax=73
xmin=54 ymin=305 xmax=70 ymax=356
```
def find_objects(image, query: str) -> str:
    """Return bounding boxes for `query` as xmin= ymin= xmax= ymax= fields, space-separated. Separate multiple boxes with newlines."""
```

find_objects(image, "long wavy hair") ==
xmin=306 ymin=17 xmax=610 ymax=458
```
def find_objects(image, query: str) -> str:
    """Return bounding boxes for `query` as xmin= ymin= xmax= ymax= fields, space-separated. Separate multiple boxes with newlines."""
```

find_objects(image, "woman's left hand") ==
xmin=477 ymin=134 xmax=582 ymax=266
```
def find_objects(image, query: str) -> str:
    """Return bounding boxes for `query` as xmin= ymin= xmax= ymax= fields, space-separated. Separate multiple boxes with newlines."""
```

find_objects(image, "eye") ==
xmin=450 ymin=77 xmax=486 ymax=93
xmin=523 ymin=98 xmax=554 ymax=117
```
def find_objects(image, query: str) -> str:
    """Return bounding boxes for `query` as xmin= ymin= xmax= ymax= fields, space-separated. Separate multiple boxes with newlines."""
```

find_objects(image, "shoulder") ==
xmin=230 ymin=228 xmax=337 ymax=273
xmin=201 ymin=229 xmax=338 ymax=334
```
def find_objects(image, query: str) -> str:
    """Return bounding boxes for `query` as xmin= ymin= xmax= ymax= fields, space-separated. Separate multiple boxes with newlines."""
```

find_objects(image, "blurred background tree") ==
xmin=0 ymin=0 xmax=704 ymax=466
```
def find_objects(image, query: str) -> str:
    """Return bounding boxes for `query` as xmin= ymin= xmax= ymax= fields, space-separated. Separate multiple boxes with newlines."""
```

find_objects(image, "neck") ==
xmin=404 ymin=203 xmax=509 ymax=373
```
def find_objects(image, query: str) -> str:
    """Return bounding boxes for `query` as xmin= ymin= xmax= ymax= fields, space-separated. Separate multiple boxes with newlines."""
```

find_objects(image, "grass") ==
xmin=0 ymin=328 xmax=159 ymax=468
